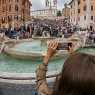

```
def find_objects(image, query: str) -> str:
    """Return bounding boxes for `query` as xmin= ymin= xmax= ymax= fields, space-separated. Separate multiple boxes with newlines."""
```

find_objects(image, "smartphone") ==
xmin=57 ymin=42 xmax=72 ymax=50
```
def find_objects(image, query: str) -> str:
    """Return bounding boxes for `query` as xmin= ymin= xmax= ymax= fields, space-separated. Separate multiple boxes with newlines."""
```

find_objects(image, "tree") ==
xmin=57 ymin=10 xmax=62 ymax=17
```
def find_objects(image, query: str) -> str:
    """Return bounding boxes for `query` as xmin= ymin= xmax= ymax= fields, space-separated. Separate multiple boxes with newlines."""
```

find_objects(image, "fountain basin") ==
xmin=4 ymin=39 xmax=69 ymax=60
xmin=0 ymin=38 xmax=68 ymax=80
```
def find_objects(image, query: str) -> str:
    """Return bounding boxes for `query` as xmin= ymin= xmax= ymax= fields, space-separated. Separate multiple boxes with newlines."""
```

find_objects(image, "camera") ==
xmin=57 ymin=42 xmax=72 ymax=50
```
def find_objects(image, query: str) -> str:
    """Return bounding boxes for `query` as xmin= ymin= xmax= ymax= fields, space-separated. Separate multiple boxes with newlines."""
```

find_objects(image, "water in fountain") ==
xmin=12 ymin=40 xmax=47 ymax=54
xmin=0 ymin=53 xmax=66 ymax=73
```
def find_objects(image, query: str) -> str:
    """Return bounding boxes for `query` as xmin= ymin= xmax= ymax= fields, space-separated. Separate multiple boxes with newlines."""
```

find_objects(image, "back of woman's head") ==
xmin=53 ymin=53 xmax=95 ymax=95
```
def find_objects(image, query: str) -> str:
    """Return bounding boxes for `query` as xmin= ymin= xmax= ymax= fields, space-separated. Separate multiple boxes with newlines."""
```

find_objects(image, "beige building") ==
xmin=62 ymin=3 xmax=70 ymax=18
xmin=32 ymin=8 xmax=57 ymax=20
xmin=0 ymin=0 xmax=32 ymax=28
xmin=69 ymin=0 xmax=95 ymax=30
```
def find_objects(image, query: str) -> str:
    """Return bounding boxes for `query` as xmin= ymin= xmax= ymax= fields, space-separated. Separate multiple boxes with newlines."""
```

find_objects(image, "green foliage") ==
xmin=57 ymin=10 xmax=62 ymax=17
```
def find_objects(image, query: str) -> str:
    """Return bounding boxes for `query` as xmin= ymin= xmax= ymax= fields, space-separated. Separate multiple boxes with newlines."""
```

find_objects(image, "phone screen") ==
xmin=57 ymin=42 xmax=72 ymax=50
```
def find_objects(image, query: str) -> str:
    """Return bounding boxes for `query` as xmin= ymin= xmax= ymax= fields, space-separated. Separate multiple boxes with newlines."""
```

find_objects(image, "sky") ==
xmin=31 ymin=0 xmax=70 ymax=11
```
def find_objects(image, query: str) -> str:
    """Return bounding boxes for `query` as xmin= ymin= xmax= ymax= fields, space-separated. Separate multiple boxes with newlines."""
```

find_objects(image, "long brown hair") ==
xmin=53 ymin=53 xmax=95 ymax=95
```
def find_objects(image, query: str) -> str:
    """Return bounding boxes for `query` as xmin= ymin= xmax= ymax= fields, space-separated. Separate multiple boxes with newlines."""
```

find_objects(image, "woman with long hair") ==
xmin=36 ymin=41 xmax=95 ymax=95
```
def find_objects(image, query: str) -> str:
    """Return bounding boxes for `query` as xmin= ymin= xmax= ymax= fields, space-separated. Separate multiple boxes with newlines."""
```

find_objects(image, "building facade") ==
xmin=62 ymin=3 xmax=70 ymax=18
xmin=0 ymin=0 xmax=31 ymax=28
xmin=69 ymin=0 xmax=95 ymax=30
xmin=32 ymin=8 xmax=57 ymax=19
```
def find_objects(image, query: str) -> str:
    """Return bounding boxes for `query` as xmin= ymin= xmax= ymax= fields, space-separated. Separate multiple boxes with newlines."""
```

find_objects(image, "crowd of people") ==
xmin=31 ymin=18 xmax=74 ymax=38
xmin=0 ymin=25 xmax=32 ymax=40
xmin=0 ymin=18 xmax=75 ymax=40
xmin=0 ymin=18 xmax=95 ymax=42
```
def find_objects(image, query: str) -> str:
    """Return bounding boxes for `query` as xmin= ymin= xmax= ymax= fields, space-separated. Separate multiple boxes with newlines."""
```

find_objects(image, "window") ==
xmin=71 ymin=5 xmax=72 ymax=8
xmin=83 ymin=5 xmax=87 ymax=11
xmin=84 ymin=16 xmax=86 ymax=20
xmin=2 ymin=6 xmax=6 ymax=12
xmin=91 ymin=16 xmax=93 ymax=20
xmin=91 ymin=5 xmax=93 ymax=11
xmin=8 ymin=16 xmax=12 ymax=22
xmin=2 ymin=17 xmax=5 ymax=23
xmin=15 ymin=5 xmax=18 ymax=11
xmin=78 ymin=0 xmax=80 ymax=5
xmin=78 ymin=9 xmax=80 ymax=13
xmin=9 ymin=5 xmax=11 ymax=12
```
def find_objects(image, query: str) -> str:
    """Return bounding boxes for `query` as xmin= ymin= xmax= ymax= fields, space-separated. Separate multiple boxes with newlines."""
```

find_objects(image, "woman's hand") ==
xmin=43 ymin=41 xmax=58 ymax=65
